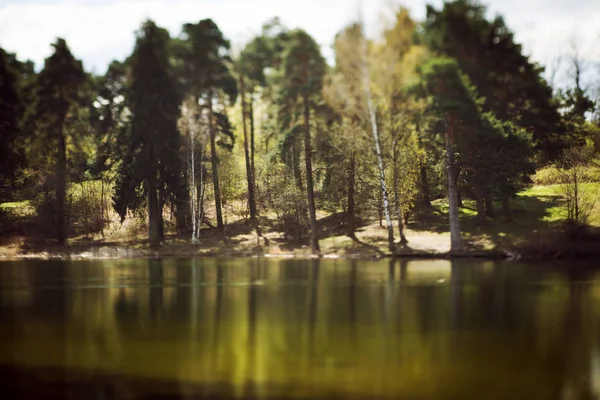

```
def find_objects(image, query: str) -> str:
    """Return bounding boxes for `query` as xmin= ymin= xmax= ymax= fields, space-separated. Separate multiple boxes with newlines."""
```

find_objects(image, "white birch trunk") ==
xmin=360 ymin=23 xmax=395 ymax=252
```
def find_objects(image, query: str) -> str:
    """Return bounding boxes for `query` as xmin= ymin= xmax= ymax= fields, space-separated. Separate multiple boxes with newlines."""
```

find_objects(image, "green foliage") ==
xmin=31 ymin=180 xmax=110 ymax=237
xmin=415 ymin=57 xmax=534 ymax=201
xmin=263 ymin=161 xmax=308 ymax=241
xmin=178 ymin=19 xmax=237 ymax=102
xmin=281 ymin=30 xmax=326 ymax=104
xmin=238 ymin=18 xmax=289 ymax=88
xmin=90 ymin=60 xmax=130 ymax=177
xmin=2 ymin=6 xmax=596 ymax=250
xmin=21 ymin=38 xmax=89 ymax=243
xmin=424 ymin=0 xmax=566 ymax=161
xmin=0 ymin=48 xmax=26 ymax=183
xmin=113 ymin=20 xmax=182 ymax=224
xmin=533 ymin=165 xmax=600 ymax=186
xmin=23 ymin=39 xmax=89 ymax=169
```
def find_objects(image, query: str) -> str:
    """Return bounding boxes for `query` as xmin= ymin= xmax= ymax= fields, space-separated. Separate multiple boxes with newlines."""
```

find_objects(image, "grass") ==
xmin=0 ymin=200 xmax=34 ymax=216
xmin=411 ymin=183 xmax=600 ymax=255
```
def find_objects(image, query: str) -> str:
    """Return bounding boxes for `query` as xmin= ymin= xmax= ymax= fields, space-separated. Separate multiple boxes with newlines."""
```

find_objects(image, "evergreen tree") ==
xmin=236 ymin=19 xmax=289 ymax=224
xmin=177 ymin=19 xmax=237 ymax=233
xmin=114 ymin=20 xmax=182 ymax=247
xmin=424 ymin=0 xmax=566 ymax=161
xmin=22 ymin=39 xmax=87 ymax=244
xmin=280 ymin=29 xmax=326 ymax=254
xmin=414 ymin=57 xmax=481 ymax=252
xmin=0 ymin=48 xmax=25 ymax=185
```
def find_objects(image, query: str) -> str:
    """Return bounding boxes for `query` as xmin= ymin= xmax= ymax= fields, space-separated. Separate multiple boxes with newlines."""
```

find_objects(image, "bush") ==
xmin=260 ymin=161 xmax=308 ymax=242
xmin=31 ymin=188 xmax=60 ymax=237
xmin=69 ymin=180 xmax=111 ymax=237
xmin=32 ymin=180 xmax=111 ymax=239
xmin=532 ymin=163 xmax=600 ymax=185
xmin=274 ymin=183 xmax=308 ymax=242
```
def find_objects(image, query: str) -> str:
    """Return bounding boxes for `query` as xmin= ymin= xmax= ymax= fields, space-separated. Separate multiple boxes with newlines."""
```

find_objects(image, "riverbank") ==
xmin=1 ymin=184 xmax=599 ymax=262
xmin=0 ymin=220 xmax=598 ymax=262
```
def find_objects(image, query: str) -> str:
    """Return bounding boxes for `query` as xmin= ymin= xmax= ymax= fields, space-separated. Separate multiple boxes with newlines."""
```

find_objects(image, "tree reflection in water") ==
xmin=1 ymin=258 xmax=600 ymax=399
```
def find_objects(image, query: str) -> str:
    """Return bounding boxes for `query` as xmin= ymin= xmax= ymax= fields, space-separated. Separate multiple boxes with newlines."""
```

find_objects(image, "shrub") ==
xmin=532 ymin=163 xmax=600 ymax=186
xmin=69 ymin=180 xmax=111 ymax=237
xmin=32 ymin=180 xmax=111 ymax=239
xmin=260 ymin=161 xmax=308 ymax=242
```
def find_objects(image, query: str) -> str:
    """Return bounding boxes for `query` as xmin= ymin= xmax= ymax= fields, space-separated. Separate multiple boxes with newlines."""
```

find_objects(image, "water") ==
xmin=0 ymin=257 xmax=599 ymax=399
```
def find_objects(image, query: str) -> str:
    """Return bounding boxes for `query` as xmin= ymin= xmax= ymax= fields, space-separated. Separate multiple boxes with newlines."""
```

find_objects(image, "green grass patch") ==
xmin=0 ymin=200 xmax=34 ymax=218
xmin=0 ymin=201 xmax=30 ymax=210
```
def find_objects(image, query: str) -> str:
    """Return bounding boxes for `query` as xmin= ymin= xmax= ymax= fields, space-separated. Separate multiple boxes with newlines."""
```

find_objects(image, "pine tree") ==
xmin=178 ymin=19 xmax=237 ymax=233
xmin=114 ymin=20 xmax=182 ymax=247
xmin=280 ymin=29 xmax=326 ymax=254
xmin=0 ymin=48 xmax=26 ymax=185
xmin=23 ymin=39 xmax=87 ymax=244
xmin=424 ymin=0 xmax=565 ymax=161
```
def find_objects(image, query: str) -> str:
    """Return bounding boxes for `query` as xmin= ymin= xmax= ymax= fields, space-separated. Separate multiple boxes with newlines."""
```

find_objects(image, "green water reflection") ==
xmin=1 ymin=258 xmax=600 ymax=399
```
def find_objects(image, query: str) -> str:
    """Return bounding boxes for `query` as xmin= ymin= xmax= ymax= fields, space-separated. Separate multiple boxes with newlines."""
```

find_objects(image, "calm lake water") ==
xmin=1 ymin=257 xmax=600 ymax=399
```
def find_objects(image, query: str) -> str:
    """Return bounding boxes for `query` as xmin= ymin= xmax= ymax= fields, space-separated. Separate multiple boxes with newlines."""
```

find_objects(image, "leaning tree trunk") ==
xmin=444 ymin=114 xmax=464 ymax=253
xmin=392 ymin=145 xmax=408 ymax=245
xmin=56 ymin=126 xmax=67 ymax=245
xmin=208 ymin=95 xmax=224 ymax=231
xmin=240 ymin=75 xmax=257 ymax=223
xmin=346 ymin=153 xmax=356 ymax=238
xmin=303 ymin=95 xmax=320 ymax=254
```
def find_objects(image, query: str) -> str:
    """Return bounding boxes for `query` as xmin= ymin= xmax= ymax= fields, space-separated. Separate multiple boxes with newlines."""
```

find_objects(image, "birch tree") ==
xmin=358 ymin=21 xmax=396 ymax=252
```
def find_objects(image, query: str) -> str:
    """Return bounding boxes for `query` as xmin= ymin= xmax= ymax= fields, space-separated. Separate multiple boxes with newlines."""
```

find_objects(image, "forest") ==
xmin=1 ymin=0 xmax=599 ymax=258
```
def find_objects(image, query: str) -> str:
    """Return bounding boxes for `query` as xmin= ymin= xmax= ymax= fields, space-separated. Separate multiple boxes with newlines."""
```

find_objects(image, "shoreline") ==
xmin=1 ymin=243 xmax=598 ymax=262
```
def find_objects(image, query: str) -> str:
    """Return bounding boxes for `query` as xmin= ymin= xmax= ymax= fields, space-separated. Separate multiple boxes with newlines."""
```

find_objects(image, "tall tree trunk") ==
xmin=502 ymin=196 xmax=513 ymax=222
xmin=249 ymin=92 xmax=256 ymax=207
xmin=484 ymin=193 xmax=495 ymax=218
xmin=346 ymin=153 xmax=356 ymax=238
xmin=148 ymin=169 xmax=160 ymax=248
xmin=419 ymin=163 xmax=431 ymax=206
xmin=189 ymin=116 xmax=198 ymax=242
xmin=445 ymin=114 xmax=463 ymax=253
xmin=303 ymin=95 xmax=320 ymax=254
xmin=240 ymin=75 xmax=257 ymax=223
xmin=417 ymin=132 xmax=431 ymax=207
xmin=100 ymin=177 xmax=105 ymax=237
xmin=175 ymin=169 xmax=189 ymax=234
xmin=196 ymin=156 xmax=205 ymax=238
xmin=292 ymin=141 xmax=303 ymax=191
xmin=378 ymin=189 xmax=383 ymax=227
xmin=475 ymin=188 xmax=486 ymax=227
xmin=56 ymin=127 xmax=67 ymax=245
xmin=360 ymin=30 xmax=394 ymax=252
xmin=392 ymin=146 xmax=408 ymax=245
xmin=208 ymin=95 xmax=224 ymax=231
xmin=363 ymin=66 xmax=394 ymax=252
xmin=158 ymin=182 xmax=165 ymax=239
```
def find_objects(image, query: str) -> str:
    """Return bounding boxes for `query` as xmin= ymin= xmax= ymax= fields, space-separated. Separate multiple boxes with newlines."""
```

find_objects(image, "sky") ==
xmin=0 ymin=0 xmax=599 ymax=88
